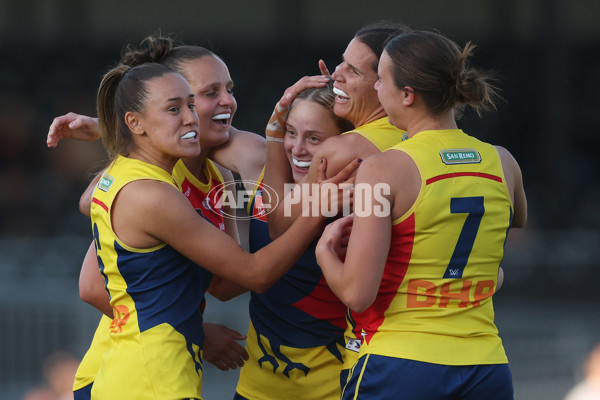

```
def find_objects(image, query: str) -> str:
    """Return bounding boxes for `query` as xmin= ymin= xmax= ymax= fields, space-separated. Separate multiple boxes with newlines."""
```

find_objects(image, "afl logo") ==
xmin=207 ymin=180 xmax=280 ymax=220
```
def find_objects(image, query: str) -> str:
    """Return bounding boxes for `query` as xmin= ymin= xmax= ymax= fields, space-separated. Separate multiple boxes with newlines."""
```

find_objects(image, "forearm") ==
xmin=247 ymin=215 xmax=323 ymax=292
xmin=208 ymin=277 xmax=248 ymax=301
xmin=268 ymin=180 xmax=323 ymax=238
xmin=79 ymin=241 xmax=112 ymax=317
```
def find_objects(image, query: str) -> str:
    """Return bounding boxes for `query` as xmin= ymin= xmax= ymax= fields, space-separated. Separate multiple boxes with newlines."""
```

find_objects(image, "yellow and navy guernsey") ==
xmin=355 ymin=129 xmax=512 ymax=366
xmin=236 ymin=168 xmax=347 ymax=400
xmin=342 ymin=117 xmax=407 ymax=370
xmin=87 ymin=156 xmax=225 ymax=400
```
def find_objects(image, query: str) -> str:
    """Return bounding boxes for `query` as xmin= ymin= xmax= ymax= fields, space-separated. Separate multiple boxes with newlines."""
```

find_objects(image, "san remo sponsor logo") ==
xmin=207 ymin=181 xmax=391 ymax=220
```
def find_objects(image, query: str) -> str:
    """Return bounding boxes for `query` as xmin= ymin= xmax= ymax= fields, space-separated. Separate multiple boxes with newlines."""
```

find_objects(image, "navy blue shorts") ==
xmin=342 ymin=354 xmax=514 ymax=400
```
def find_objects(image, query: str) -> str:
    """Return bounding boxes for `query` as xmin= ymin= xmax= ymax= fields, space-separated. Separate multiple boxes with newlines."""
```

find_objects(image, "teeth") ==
xmin=333 ymin=87 xmax=349 ymax=98
xmin=292 ymin=158 xmax=311 ymax=168
xmin=212 ymin=113 xmax=231 ymax=120
xmin=181 ymin=131 xmax=196 ymax=139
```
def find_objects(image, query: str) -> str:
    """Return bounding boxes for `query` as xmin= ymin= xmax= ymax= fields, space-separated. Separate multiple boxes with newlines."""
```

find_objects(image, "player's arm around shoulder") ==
xmin=305 ymin=133 xmax=378 ymax=183
xmin=119 ymin=177 xmax=322 ymax=293
xmin=209 ymin=126 xmax=266 ymax=183
xmin=495 ymin=145 xmax=527 ymax=228
xmin=116 ymin=179 xmax=255 ymax=281
xmin=267 ymin=133 xmax=365 ymax=239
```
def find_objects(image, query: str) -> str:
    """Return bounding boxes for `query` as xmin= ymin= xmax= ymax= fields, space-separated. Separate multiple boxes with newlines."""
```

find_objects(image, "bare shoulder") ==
xmin=309 ymin=133 xmax=380 ymax=180
xmin=213 ymin=161 xmax=235 ymax=182
xmin=360 ymin=149 xmax=417 ymax=184
xmin=229 ymin=126 xmax=266 ymax=147
xmin=210 ymin=126 xmax=265 ymax=181
xmin=494 ymin=145 xmax=517 ymax=165
xmin=322 ymin=132 xmax=378 ymax=157
xmin=118 ymin=179 xmax=187 ymax=212
xmin=493 ymin=145 xmax=523 ymax=182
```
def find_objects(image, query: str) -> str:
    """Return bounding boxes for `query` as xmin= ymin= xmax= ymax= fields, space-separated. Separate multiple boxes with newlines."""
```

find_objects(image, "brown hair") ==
xmin=354 ymin=21 xmax=412 ymax=72
xmin=384 ymin=30 xmax=500 ymax=117
xmin=293 ymin=85 xmax=354 ymax=133
xmin=96 ymin=62 xmax=175 ymax=159
xmin=121 ymin=35 xmax=217 ymax=83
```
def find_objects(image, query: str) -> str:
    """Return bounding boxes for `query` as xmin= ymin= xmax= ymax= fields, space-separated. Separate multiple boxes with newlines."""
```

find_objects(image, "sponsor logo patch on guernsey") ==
xmin=440 ymin=148 xmax=481 ymax=165
xmin=98 ymin=174 xmax=115 ymax=192
xmin=345 ymin=337 xmax=362 ymax=353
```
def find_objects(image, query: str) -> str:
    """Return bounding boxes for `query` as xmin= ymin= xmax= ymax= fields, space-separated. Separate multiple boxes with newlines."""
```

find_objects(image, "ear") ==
xmin=402 ymin=86 xmax=416 ymax=106
xmin=125 ymin=111 xmax=144 ymax=135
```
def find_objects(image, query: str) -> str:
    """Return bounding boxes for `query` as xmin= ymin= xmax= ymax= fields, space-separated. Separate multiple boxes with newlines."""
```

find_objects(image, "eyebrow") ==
xmin=201 ymin=81 xmax=234 ymax=90
xmin=287 ymin=122 xmax=328 ymax=136
xmin=165 ymin=94 xmax=195 ymax=103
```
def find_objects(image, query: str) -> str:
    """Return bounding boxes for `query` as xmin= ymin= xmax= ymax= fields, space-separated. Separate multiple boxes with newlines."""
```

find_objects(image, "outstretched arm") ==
xmin=47 ymin=112 xmax=99 ymax=147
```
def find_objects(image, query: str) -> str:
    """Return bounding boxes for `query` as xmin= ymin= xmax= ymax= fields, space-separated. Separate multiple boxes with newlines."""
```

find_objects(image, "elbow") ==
xmin=79 ymin=194 xmax=91 ymax=216
xmin=343 ymin=292 xmax=376 ymax=314
xmin=250 ymin=282 xmax=270 ymax=295
xmin=267 ymin=224 xmax=283 ymax=240
xmin=347 ymin=300 xmax=372 ymax=314
xmin=208 ymin=289 xmax=239 ymax=302
xmin=512 ymin=212 xmax=527 ymax=229
xmin=248 ymin=276 xmax=275 ymax=294
xmin=79 ymin=284 xmax=94 ymax=305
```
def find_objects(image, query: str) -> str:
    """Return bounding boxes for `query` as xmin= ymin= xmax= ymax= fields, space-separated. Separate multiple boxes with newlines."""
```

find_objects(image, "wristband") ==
xmin=266 ymin=136 xmax=284 ymax=143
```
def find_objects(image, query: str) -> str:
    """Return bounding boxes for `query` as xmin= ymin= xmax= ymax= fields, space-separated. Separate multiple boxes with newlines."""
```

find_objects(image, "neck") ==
xmin=182 ymin=150 xmax=209 ymax=183
xmin=406 ymin=110 xmax=458 ymax=138
xmin=352 ymin=107 xmax=387 ymax=128
xmin=128 ymin=148 xmax=178 ymax=174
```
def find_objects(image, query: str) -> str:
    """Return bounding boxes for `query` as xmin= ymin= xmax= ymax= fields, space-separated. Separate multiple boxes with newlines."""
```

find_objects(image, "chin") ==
xmin=292 ymin=171 xmax=307 ymax=184
xmin=333 ymin=103 xmax=350 ymax=120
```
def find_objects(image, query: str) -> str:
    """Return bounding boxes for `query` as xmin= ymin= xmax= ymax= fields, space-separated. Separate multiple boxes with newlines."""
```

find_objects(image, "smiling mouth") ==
xmin=333 ymin=87 xmax=350 ymax=101
xmin=181 ymin=131 xmax=197 ymax=139
xmin=292 ymin=158 xmax=311 ymax=168
xmin=212 ymin=113 xmax=231 ymax=125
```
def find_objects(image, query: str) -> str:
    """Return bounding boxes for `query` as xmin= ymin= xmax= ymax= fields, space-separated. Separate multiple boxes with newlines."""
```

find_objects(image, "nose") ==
xmin=218 ymin=90 xmax=236 ymax=109
xmin=331 ymin=62 xmax=344 ymax=82
xmin=374 ymin=79 xmax=381 ymax=91
xmin=291 ymin=137 xmax=307 ymax=156
xmin=184 ymin=106 xmax=199 ymax=126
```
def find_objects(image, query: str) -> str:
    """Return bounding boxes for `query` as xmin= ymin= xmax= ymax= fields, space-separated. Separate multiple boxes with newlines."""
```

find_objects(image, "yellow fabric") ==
xmin=356 ymin=129 xmax=512 ymax=365
xmin=89 ymin=156 xmax=205 ymax=400
xmin=237 ymin=322 xmax=346 ymax=400
xmin=346 ymin=117 xmax=406 ymax=152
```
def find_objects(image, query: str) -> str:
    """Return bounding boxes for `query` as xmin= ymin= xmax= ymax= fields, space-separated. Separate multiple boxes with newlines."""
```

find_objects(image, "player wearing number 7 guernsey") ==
xmin=316 ymin=30 xmax=527 ymax=400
